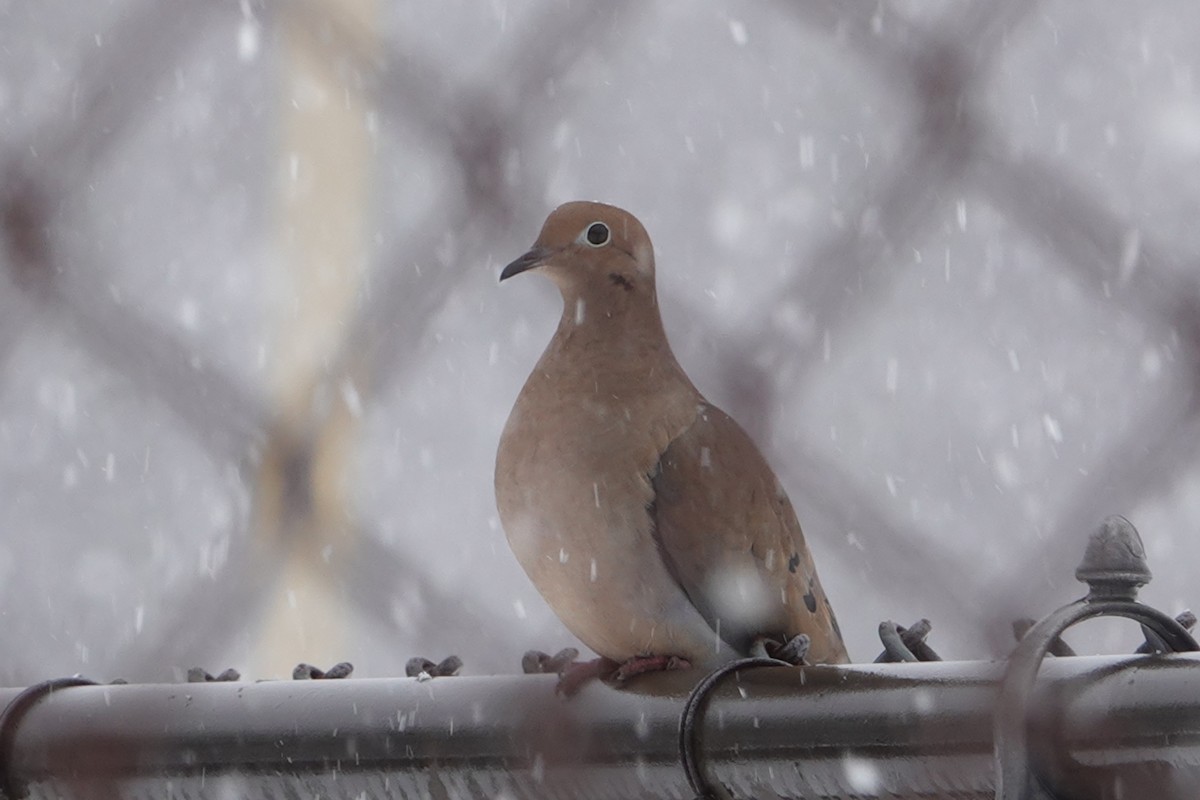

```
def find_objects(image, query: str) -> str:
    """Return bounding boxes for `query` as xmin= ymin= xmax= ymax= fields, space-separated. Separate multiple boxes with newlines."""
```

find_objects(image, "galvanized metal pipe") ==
xmin=3 ymin=654 xmax=1199 ymax=799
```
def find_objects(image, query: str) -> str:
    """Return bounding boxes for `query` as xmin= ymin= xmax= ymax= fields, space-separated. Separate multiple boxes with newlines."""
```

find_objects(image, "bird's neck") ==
xmin=549 ymin=284 xmax=681 ymax=373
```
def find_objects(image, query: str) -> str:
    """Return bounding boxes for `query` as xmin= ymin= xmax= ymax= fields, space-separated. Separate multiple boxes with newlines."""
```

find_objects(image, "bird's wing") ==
xmin=649 ymin=402 xmax=848 ymax=663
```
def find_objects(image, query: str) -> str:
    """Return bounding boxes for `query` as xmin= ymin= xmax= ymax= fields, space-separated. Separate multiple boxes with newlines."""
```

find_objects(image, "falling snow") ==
xmin=843 ymin=756 xmax=882 ymax=793
xmin=1042 ymin=414 xmax=1064 ymax=444
xmin=0 ymin=2 xmax=1195 ymax=702
xmin=728 ymin=19 xmax=749 ymax=46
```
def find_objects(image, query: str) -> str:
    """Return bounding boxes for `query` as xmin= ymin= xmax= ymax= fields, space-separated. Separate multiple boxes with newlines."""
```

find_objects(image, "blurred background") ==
xmin=1 ymin=0 xmax=1198 ymax=684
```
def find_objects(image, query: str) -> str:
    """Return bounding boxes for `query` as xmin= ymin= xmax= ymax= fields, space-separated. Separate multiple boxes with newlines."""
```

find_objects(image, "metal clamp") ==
xmin=0 ymin=677 xmax=98 ymax=800
xmin=679 ymin=656 xmax=788 ymax=800
xmin=993 ymin=516 xmax=1199 ymax=800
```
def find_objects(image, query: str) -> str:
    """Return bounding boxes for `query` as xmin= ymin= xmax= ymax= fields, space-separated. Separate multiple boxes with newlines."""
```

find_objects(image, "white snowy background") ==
xmin=1 ymin=0 xmax=1199 ymax=684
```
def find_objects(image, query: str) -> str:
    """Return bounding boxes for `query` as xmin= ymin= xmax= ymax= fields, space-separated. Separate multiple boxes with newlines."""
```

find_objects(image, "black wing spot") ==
xmin=803 ymin=591 xmax=818 ymax=613
xmin=608 ymin=272 xmax=634 ymax=291
xmin=787 ymin=553 xmax=801 ymax=573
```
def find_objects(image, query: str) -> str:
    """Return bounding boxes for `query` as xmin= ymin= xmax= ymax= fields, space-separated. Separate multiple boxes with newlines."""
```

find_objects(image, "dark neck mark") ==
xmin=608 ymin=272 xmax=634 ymax=292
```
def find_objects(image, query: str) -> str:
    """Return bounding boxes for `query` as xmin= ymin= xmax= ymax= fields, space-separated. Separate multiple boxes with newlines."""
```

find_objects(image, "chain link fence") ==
xmin=1 ymin=0 xmax=1198 ymax=683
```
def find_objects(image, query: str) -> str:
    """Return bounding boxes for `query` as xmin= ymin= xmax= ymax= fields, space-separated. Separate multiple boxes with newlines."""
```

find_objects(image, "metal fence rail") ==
xmin=3 ymin=655 xmax=1200 ymax=800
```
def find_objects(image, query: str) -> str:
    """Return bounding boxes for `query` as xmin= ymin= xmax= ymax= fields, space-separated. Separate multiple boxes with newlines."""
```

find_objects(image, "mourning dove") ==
xmin=495 ymin=201 xmax=849 ymax=680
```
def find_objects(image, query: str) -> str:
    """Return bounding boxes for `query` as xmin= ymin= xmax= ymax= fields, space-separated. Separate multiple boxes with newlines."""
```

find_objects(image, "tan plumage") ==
xmin=495 ymin=201 xmax=848 ymax=669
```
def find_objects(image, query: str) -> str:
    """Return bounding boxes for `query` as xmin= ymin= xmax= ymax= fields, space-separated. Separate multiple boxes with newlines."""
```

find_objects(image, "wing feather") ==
xmin=649 ymin=403 xmax=848 ymax=663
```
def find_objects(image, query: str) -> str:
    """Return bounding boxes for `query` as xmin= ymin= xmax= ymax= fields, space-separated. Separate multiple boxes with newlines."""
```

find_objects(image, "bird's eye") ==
xmin=583 ymin=222 xmax=611 ymax=247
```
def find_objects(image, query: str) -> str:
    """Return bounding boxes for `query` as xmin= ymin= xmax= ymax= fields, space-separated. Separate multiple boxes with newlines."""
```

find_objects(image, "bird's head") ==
xmin=500 ymin=201 xmax=656 ymax=298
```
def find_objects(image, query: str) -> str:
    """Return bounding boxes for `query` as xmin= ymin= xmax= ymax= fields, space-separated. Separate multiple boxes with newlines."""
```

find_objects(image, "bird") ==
xmin=495 ymin=201 xmax=849 ymax=683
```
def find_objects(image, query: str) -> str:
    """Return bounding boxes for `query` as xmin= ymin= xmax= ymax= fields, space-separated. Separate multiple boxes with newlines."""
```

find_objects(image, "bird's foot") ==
xmin=550 ymin=653 xmax=693 ymax=695
xmin=750 ymin=633 xmax=811 ymax=665
xmin=612 ymin=654 xmax=692 ymax=683
xmin=555 ymin=657 xmax=620 ymax=696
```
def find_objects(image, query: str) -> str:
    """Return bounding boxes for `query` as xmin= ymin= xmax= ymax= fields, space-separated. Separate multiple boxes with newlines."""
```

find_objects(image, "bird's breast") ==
xmin=496 ymin=361 xmax=698 ymax=515
xmin=493 ymin=361 xmax=725 ymax=662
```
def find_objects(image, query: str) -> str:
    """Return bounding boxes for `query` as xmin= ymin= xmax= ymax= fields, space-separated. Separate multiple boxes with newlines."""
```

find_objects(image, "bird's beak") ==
xmin=500 ymin=246 xmax=552 ymax=282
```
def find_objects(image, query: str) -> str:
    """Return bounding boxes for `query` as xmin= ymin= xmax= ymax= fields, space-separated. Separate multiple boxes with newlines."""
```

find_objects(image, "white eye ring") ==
xmin=580 ymin=221 xmax=611 ymax=247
